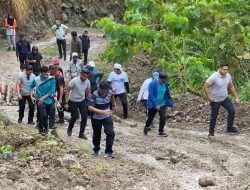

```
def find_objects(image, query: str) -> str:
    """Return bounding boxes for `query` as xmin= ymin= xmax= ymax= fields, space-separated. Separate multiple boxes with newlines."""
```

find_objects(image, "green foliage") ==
xmin=0 ymin=145 xmax=14 ymax=154
xmin=78 ymin=144 xmax=91 ymax=154
xmin=68 ymin=166 xmax=81 ymax=175
xmin=97 ymin=0 xmax=250 ymax=98
xmin=95 ymin=163 xmax=106 ymax=174
xmin=18 ymin=149 xmax=33 ymax=161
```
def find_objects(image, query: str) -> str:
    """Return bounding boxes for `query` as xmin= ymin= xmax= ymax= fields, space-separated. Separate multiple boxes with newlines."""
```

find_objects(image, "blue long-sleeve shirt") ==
xmin=29 ymin=75 xmax=56 ymax=105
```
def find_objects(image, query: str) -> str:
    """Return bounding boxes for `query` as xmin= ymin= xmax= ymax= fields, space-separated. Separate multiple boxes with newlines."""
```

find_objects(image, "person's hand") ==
xmin=38 ymin=97 xmax=44 ymax=105
xmin=127 ymin=93 xmax=132 ymax=99
xmin=112 ymin=88 xmax=116 ymax=93
xmin=17 ymin=57 xmax=19 ymax=61
xmin=207 ymin=95 xmax=213 ymax=102
xmin=102 ymin=110 xmax=112 ymax=115
xmin=59 ymin=98 xmax=62 ymax=104
xmin=235 ymin=97 xmax=240 ymax=104
xmin=17 ymin=94 xmax=22 ymax=100
xmin=155 ymin=105 xmax=160 ymax=111
xmin=64 ymin=103 xmax=69 ymax=110
xmin=112 ymin=105 xmax=117 ymax=113
xmin=31 ymin=97 xmax=36 ymax=104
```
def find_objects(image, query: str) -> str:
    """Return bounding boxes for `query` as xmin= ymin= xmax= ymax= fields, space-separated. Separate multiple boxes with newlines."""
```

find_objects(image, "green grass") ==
xmin=41 ymin=46 xmax=58 ymax=57
xmin=0 ymin=145 xmax=14 ymax=154
xmin=78 ymin=144 xmax=91 ymax=154
xmin=95 ymin=163 xmax=106 ymax=174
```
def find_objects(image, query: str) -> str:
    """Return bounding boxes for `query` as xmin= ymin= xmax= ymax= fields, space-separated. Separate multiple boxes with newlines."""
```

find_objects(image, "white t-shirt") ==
xmin=108 ymin=71 xmax=129 ymax=95
xmin=137 ymin=78 xmax=153 ymax=101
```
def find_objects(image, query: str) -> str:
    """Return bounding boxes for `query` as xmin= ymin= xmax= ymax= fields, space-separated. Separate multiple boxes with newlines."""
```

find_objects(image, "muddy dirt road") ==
xmin=0 ymin=29 xmax=249 ymax=190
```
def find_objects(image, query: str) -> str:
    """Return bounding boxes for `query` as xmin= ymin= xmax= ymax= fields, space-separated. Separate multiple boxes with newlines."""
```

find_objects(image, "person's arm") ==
xmin=58 ymin=84 xmax=64 ymax=104
xmin=64 ymin=82 xmax=73 ymax=110
xmin=27 ymin=41 xmax=31 ymax=52
xmin=203 ymin=82 xmax=213 ymax=102
xmin=16 ymin=80 xmax=22 ymax=100
xmin=29 ymin=79 xmax=36 ymax=104
xmin=111 ymin=94 xmax=116 ymax=112
xmin=229 ymin=82 xmax=240 ymax=103
xmin=79 ymin=40 xmax=83 ymax=59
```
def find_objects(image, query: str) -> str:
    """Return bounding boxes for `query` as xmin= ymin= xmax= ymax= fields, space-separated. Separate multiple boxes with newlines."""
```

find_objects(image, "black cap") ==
xmin=159 ymin=73 xmax=167 ymax=80
xmin=81 ymin=67 xmax=90 ymax=74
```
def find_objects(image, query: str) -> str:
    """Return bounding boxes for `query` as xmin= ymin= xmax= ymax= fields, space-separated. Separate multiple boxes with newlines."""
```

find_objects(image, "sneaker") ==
xmin=104 ymin=153 xmax=115 ymax=159
xmin=92 ymin=151 xmax=99 ymax=157
xmin=28 ymin=121 xmax=35 ymax=125
xmin=18 ymin=119 xmax=22 ymax=123
xmin=123 ymin=115 xmax=128 ymax=119
xmin=67 ymin=128 xmax=72 ymax=136
xmin=158 ymin=132 xmax=168 ymax=137
xmin=208 ymin=130 xmax=214 ymax=137
xmin=144 ymin=127 xmax=150 ymax=135
xmin=227 ymin=127 xmax=239 ymax=134
xmin=79 ymin=134 xmax=87 ymax=140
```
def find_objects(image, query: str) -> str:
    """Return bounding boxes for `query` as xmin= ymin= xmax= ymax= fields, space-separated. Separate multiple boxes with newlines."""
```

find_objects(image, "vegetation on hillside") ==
xmin=96 ymin=0 xmax=250 ymax=100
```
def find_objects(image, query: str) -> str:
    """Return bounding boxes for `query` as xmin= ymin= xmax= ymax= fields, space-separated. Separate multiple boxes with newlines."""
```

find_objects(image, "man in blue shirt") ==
xmin=88 ymin=81 xmax=116 ymax=158
xmin=29 ymin=66 xmax=56 ymax=135
xmin=52 ymin=20 xmax=68 ymax=61
xmin=144 ymin=73 xmax=173 ymax=137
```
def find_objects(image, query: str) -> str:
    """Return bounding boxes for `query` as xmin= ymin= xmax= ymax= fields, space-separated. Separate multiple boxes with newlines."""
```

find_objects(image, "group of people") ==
xmin=7 ymin=15 xmax=240 ymax=158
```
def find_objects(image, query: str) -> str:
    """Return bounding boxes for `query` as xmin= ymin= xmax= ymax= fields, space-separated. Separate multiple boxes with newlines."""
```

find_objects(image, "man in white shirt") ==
xmin=108 ymin=63 xmax=131 ymax=119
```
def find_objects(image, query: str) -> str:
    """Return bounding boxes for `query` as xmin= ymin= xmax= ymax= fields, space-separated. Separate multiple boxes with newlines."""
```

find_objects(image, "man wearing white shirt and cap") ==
xmin=108 ymin=63 xmax=131 ymax=119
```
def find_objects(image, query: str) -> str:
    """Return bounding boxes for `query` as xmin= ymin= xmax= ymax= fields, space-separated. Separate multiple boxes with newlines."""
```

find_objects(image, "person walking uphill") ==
xmin=79 ymin=29 xmax=90 ymax=65
xmin=27 ymin=46 xmax=45 ymax=76
xmin=16 ymin=33 xmax=31 ymax=69
xmin=89 ymin=81 xmax=116 ymax=158
xmin=29 ymin=66 xmax=56 ymax=135
xmin=52 ymin=19 xmax=68 ymax=61
xmin=144 ymin=73 xmax=173 ymax=137
xmin=204 ymin=62 xmax=240 ymax=137
xmin=16 ymin=65 xmax=36 ymax=124
xmin=70 ymin=31 xmax=82 ymax=61
xmin=4 ymin=14 xmax=17 ymax=51
xmin=64 ymin=68 xmax=91 ymax=139
xmin=108 ymin=63 xmax=131 ymax=119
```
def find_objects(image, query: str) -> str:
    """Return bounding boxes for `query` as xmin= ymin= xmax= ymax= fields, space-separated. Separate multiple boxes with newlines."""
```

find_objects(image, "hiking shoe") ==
xmin=104 ymin=153 xmax=115 ymax=159
xmin=7 ymin=47 xmax=11 ymax=51
xmin=158 ymin=132 xmax=168 ymax=137
xmin=144 ymin=127 xmax=150 ymax=135
xmin=67 ymin=128 xmax=72 ymax=136
xmin=227 ymin=127 xmax=239 ymax=134
xmin=28 ymin=121 xmax=35 ymax=125
xmin=18 ymin=119 xmax=22 ymax=123
xmin=123 ymin=115 xmax=128 ymax=119
xmin=79 ymin=134 xmax=87 ymax=140
xmin=92 ymin=151 xmax=99 ymax=157
xmin=13 ymin=46 xmax=15 ymax=51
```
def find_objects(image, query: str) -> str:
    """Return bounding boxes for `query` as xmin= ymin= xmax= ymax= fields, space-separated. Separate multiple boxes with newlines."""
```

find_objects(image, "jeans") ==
xmin=7 ymin=35 xmax=15 ymax=47
xmin=209 ymin=97 xmax=235 ymax=133
xmin=18 ymin=95 xmax=34 ymax=122
xmin=56 ymin=39 xmax=66 ymax=60
xmin=114 ymin=93 xmax=128 ymax=117
xmin=145 ymin=106 xmax=166 ymax=133
xmin=68 ymin=100 xmax=88 ymax=137
xmin=92 ymin=117 xmax=115 ymax=154
xmin=37 ymin=103 xmax=52 ymax=133
xmin=83 ymin=48 xmax=89 ymax=65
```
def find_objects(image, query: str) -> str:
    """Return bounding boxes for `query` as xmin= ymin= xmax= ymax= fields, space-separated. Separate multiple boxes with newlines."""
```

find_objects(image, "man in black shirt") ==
xmin=26 ymin=46 xmax=45 ymax=76
xmin=79 ymin=29 xmax=90 ymax=65
xmin=16 ymin=33 xmax=31 ymax=70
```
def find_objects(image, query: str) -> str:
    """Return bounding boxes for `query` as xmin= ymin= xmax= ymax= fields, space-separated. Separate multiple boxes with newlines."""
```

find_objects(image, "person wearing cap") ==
xmin=107 ymin=63 xmax=131 ymax=119
xmin=70 ymin=31 xmax=82 ymax=60
xmin=52 ymin=19 xmax=68 ymax=61
xmin=48 ymin=63 xmax=65 ymax=128
xmin=144 ymin=73 xmax=173 ymax=137
xmin=204 ymin=62 xmax=240 ymax=137
xmin=29 ymin=66 xmax=56 ymax=135
xmin=79 ymin=29 xmax=90 ymax=65
xmin=137 ymin=71 xmax=159 ymax=126
xmin=65 ymin=52 xmax=84 ymax=80
xmin=64 ymin=68 xmax=91 ymax=139
xmin=16 ymin=33 xmax=31 ymax=70
xmin=16 ymin=65 xmax=36 ymax=124
xmin=86 ymin=61 xmax=103 ymax=93
xmin=26 ymin=46 xmax=45 ymax=76
xmin=88 ymin=80 xmax=116 ymax=158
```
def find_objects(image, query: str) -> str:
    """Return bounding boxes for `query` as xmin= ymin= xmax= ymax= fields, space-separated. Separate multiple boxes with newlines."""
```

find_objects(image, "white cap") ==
xmin=114 ymin=63 xmax=122 ymax=70
xmin=87 ymin=61 xmax=95 ymax=67
xmin=72 ymin=52 xmax=78 ymax=57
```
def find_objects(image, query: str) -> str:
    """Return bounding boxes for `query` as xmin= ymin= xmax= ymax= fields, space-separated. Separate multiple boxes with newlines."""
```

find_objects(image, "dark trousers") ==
xmin=92 ymin=117 xmax=115 ymax=154
xmin=37 ymin=103 xmax=52 ymax=133
xmin=83 ymin=48 xmax=89 ymax=65
xmin=145 ymin=106 xmax=166 ymax=133
xmin=209 ymin=97 xmax=235 ymax=133
xmin=19 ymin=53 xmax=28 ymax=69
xmin=18 ymin=95 xmax=34 ymax=122
xmin=49 ymin=103 xmax=55 ymax=128
xmin=114 ymin=93 xmax=128 ymax=117
xmin=68 ymin=100 xmax=88 ymax=137
xmin=56 ymin=39 xmax=66 ymax=60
